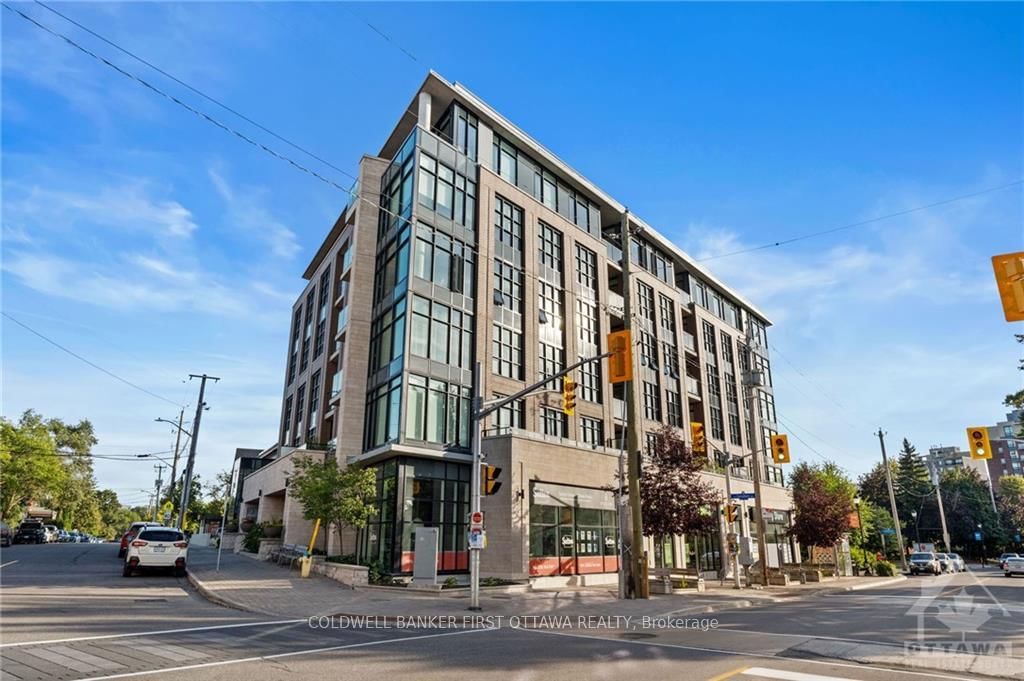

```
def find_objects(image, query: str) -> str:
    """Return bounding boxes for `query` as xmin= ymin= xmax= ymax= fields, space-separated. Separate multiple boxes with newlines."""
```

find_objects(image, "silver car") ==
xmin=946 ymin=553 xmax=966 ymax=572
xmin=909 ymin=552 xmax=940 ymax=575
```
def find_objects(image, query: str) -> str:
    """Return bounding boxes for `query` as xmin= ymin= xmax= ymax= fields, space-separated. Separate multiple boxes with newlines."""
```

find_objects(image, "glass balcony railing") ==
xmin=330 ymin=371 xmax=343 ymax=400
xmin=683 ymin=332 xmax=697 ymax=354
xmin=686 ymin=377 xmax=701 ymax=398
xmin=336 ymin=307 xmax=349 ymax=336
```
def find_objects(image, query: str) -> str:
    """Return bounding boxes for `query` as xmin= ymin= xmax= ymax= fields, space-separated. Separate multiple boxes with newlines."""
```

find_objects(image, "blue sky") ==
xmin=3 ymin=2 xmax=1021 ymax=504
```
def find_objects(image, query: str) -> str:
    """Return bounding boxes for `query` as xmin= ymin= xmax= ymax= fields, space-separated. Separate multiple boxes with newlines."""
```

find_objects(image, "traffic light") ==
xmin=562 ymin=377 xmax=577 ymax=416
xmin=607 ymin=330 xmax=633 ymax=384
xmin=690 ymin=422 xmax=706 ymax=454
xmin=967 ymin=427 xmax=993 ymax=460
xmin=724 ymin=504 xmax=739 ymax=523
xmin=482 ymin=465 xmax=503 ymax=495
xmin=771 ymin=434 xmax=791 ymax=464
xmin=991 ymin=251 xmax=1024 ymax=322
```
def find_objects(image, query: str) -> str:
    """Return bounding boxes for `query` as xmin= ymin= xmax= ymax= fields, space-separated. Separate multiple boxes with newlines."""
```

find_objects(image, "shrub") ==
xmin=241 ymin=523 xmax=264 ymax=553
xmin=875 ymin=560 xmax=897 ymax=576
xmin=442 ymin=576 xmax=459 ymax=588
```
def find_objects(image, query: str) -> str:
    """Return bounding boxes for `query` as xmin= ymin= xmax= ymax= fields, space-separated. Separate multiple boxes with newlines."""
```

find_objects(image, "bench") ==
xmin=274 ymin=543 xmax=306 ymax=569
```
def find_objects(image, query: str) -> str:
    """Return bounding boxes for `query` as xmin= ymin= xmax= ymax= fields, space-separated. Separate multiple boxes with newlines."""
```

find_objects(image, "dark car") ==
xmin=14 ymin=521 xmax=47 ymax=544
xmin=0 ymin=522 xmax=11 ymax=547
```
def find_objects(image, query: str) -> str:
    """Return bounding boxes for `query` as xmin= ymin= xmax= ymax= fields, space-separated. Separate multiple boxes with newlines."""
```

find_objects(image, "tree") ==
xmin=941 ymin=468 xmax=1004 ymax=557
xmin=162 ymin=476 xmax=205 ymax=530
xmin=857 ymin=460 xmax=897 ymax=511
xmin=997 ymin=475 xmax=1024 ymax=542
xmin=288 ymin=456 xmax=376 ymax=556
xmin=894 ymin=438 xmax=939 ymax=544
xmin=0 ymin=412 xmax=68 ymax=522
xmin=789 ymin=461 xmax=855 ymax=552
xmin=639 ymin=425 xmax=720 ymax=541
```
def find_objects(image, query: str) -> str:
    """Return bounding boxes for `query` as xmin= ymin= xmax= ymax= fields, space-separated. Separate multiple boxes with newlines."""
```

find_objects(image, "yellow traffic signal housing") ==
xmin=482 ymin=465 xmax=503 ymax=495
xmin=725 ymin=504 xmax=739 ymax=523
xmin=690 ymin=422 xmax=706 ymax=454
xmin=771 ymin=434 xmax=791 ymax=464
xmin=607 ymin=330 xmax=633 ymax=384
xmin=991 ymin=252 xmax=1024 ymax=322
xmin=967 ymin=427 xmax=993 ymax=460
xmin=562 ymin=377 xmax=577 ymax=416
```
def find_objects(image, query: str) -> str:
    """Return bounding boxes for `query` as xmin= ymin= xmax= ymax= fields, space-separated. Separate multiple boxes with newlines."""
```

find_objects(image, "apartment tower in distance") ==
xmin=239 ymin=72 xmax=795 ymax=584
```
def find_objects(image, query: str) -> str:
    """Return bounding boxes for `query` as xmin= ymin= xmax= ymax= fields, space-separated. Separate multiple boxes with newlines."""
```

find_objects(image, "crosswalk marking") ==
xmin=49 ymin=645 xmax=124 ymax=671
xmin=106 ymin=637 xmax=211 ymax=661
xmin=21 ymin=647 xmax=103 ymax=674
xmin=741 ymin=667 xmax=859 ymax=681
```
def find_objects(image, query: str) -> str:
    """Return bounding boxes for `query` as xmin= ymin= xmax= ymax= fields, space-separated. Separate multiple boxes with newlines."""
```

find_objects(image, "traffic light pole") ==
xmin=469 ymin=351 xmax=614 ymax=610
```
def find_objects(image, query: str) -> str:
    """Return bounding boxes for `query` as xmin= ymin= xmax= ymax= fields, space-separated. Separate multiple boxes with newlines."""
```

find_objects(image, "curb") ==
xmin=840 ymin=574 xmax=907 ymax=591
xmin=186 ymin=569 xmax=276 ymax=616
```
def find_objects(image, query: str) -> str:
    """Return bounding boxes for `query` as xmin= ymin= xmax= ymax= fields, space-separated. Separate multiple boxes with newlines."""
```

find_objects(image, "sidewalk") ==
xmin=186 ymin=547 xmax=904 ymax=619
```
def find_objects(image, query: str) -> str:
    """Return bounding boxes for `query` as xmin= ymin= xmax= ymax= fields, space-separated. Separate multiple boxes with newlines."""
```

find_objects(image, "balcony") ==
xmin=686 ymin=377 xmax=701 ymax=399
xmin=683 ymin=332 xmax=697 ymax=354
xmin=605 ymin=241 xmax=623 ymax=266
xmin=330 ymin=371 xmax=343 ymax=402
xmin=612 ymin=398 xmax=626 ymax=420
xmin=335 ymin=307 xmax=349 ymax=337
xmin=607 ymin=291 xmax=625 ymax=318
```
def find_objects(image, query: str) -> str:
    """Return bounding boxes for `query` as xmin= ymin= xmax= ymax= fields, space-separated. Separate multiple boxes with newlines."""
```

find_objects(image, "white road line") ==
xmin=0 ymin=560 xmax=19 ymax=568
xmin=518 ymin=628 xmax=980 ymax=681
xmin=0 ymin=618 xmax=307 ymax=648
xmin=741 ymin=667 xmax=858 ymax=681
xmin=104 ymin=638 xmax=211 ymax=661
xmin=50 ymin=645 xmax=125 ymax=671
xmin=22 ymin=647 xmax=103 ymax=674
xmin=74 ymin=627 xmax=496 ymax=681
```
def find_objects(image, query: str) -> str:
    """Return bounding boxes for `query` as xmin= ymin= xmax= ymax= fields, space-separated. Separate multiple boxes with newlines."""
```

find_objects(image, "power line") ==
xmin=697 ymin=179 xmax=1023 ymax=262
xmin=2 ymin=312 xmax=182 ymax=407
xmin=33 ymin=0 xmax=362 ymax=183
xmin=2 ymin=3 xmax=353 ymax=193
xmin=339 ymin=4 xmax=420 ymax=63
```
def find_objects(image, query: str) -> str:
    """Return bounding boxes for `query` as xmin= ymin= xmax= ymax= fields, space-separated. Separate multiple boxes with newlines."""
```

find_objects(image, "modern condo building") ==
xmin=240 ymin=72 xmax=795 ymax=583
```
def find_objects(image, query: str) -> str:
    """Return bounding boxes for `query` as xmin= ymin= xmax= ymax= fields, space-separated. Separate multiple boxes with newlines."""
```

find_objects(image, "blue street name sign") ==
xmin=974 ymin=531 xmax=983 ymax=541
xmin=880 ymin=528 xmax=896 ymax=535
xmin=730 ymin=492 xmax=756 ymax=500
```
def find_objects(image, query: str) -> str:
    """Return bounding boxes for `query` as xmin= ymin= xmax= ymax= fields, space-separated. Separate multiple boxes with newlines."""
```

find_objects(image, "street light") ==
xmin=155 ymin=416 xmax=191 ymax=529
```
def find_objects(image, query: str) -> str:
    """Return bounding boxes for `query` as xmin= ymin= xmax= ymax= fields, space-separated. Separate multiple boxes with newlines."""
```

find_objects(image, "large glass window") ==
xmin=300 ymin=291 xmax=314 ymax=372
xmin=643 ymin=381 xmax=661 ymax=421
xmin=538 ymin=222 xmax=563 ymax=273
xmin=314 ymin=268 xmax=331 ymax=359
xmin=580 ymin=417 xmax=604 ymax=448
xmin=494 ymin=196 xmax=524 ymax=255
xmin=404 ymin=375 xmax=470 ymax=448
xmin=368 ymin=298 xmax=407 ymax=377
xmin=493 ymin=260 xmax=523 ymax=311
xmin=540 ymin=407 xmax=567 ymax=438
xmin=412 ymin=223 xmax=475 ymax=296
xmin=492 ymin=394 xmax=525 ymax=431
xmin=365 ymin=376 xmax=402 ymax=449
xmin=636 ymin=282 xmax=655 ymax=322
xmin=379 ymin=140 xmax=415 ymax=233
xmin=577 ymin=356 xmax=602 ymax=404
xmin=373 ymin=225 xmax=411 ymax=303
xmin=418 ymin=153 xmax=476 ymax=230
xmin=308 ymin=371 xmax=321 ymax=441
xmin=538 ymin=342 xmax=564 ymax=390
xmin=492 ymin=323 xmax=523 ymax=380
xmin=575 ymin=244 xmax=598 ymax=292
xmin=410 ymin=296 xmax=473 ymax=370
xmin=529 ymin=484 xmax=618 ymax=576
xmin=294 ymin=383 xmax=306 ymax=446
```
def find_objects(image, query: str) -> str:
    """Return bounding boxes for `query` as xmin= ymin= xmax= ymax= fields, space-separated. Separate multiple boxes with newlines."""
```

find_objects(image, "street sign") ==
xmin=991 ymin=251 xmax=1024 ymax=322
xmin=974 ymin=531 xmax=983 ymax=541
xmin=880 ymin=527 xmax=895 ymax=535
xmin=607 ymin=330 xmax=633 ymax=384
xmin=468 ymin=528 xmax=485 ymax=550
xmin=470 ymin=511 xmax=484 ymax=526
xmin=730 ymin=492 xmax=756 ymax=500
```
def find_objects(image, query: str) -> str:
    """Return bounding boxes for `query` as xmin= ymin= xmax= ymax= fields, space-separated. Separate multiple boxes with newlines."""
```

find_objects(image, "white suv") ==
xmin=123 ymin=526 xmax=188 ymax=577
xmin=1005 ymin=556 xmax=1024 ymax=578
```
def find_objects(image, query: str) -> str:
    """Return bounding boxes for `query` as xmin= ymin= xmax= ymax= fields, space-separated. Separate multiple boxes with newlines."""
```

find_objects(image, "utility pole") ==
xmin=740 ymin=333 xmax=772 ymax=588
xmin=721 ymin=449 xmax=742 ymax=588
xmin=926 ymin=459 xmax=951 ymax=552
xmin=168 ymin=408 xmax=185 ymax=523
xmin=152 ymin=464 xmax=165 ymax=523
xmin=178 ymin=374 xmax=220 ymax=530
xmin=876 ymin=429 xmax=908 ymax=571
xmin=468 ymin=363 xmax=483 ymax=612
xmin=619 ymin=209 xmax=648 ymax=599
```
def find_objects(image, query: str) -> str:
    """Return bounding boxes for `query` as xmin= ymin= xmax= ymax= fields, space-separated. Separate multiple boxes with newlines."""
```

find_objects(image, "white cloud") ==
xmin=208 ymin=166 xmax=300 ymax=260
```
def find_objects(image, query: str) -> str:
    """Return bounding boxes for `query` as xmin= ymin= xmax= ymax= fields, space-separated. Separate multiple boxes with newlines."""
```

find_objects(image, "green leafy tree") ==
xmin=640 ymin=425 xmax=719 ymax=541
xmin=0 ymin=412 xmax=69 ymax=522
xmin=789 ymin=461 xmax=855 ymax=554
xmin=162 ymin=476 xmax=205 ymax=530
xmin=857 ymin=460 xmax=898 ymax=511
xmin=997 ymin=475 xmax=1024 ymax=543
xmin=288 ymin=456 xmax=376 ymax=556
xmin=941 ymin=468 xmax=1004 ymax=557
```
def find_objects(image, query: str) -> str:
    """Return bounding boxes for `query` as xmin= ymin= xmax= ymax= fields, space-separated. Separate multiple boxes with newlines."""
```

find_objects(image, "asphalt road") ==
xmin=2 ymin=543 xmax=1021 ymax=681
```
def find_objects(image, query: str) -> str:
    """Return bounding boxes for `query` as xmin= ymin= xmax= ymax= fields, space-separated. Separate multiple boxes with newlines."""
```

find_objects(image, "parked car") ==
xmin=123 ymin=526 xmax=188 ymax=577
xmin=119 ymin=522 xmax=161 ymax=558
xmin=43 ymin=525 xmax=59 ymax=543
xmin=947 ymin=553 xmax=966 ymax=572
xmin=57 ymin=530 xmax=71 ymax=542
xmin=998 ymin=553 xmax=1020 ymax=570
xmin=0 ymin=522 xmax=11 ymax=547
xmin=13 ymin=521 xmax=47 ymax=544
xmin=935 ymin=553 xmax=953 ymax=573
xmin=909 ymin=552 xmax=941 ymax=575
xmin=1005 ymin=556 xmax=1024 ymax=578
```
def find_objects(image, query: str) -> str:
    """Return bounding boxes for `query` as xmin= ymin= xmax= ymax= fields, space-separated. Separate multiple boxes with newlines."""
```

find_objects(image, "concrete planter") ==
xmin=804 ymin=570 xmax=825 ymax=582
xmin=769 ymin=573 xmax=791 ymax=586
xmin=257 ymin=538 xmax=282 ymax=560
xmin=310 ymin=558 xmax=369 ymax=587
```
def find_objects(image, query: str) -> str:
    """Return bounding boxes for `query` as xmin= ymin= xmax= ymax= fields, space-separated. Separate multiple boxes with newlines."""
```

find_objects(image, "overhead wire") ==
xmin=3 ymin=312 xmax=183 ymax=408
